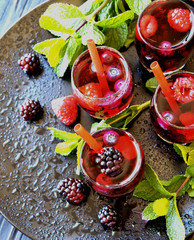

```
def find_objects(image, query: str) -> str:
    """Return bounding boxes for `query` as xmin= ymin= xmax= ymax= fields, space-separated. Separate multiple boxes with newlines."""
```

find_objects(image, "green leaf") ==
xmin=39 ymin=16 xmax=75 ymax=35
xmin=133 ymin=180 xmax=165 ymax=201
xmin=95 ymin=10 xmax=134 ymax=28
xmin=185 ymin=164 xmax=194 ymax=177
xmin=90 ymin=120 xmax=111 ymax=133
xmin=105 ymin=100 xmax=151 ymax=128
xmin=47 ymin=38 xmax=66 ymax=67
xmin=124 ymin=15 xmax=138 ymax=48
xmin=79 ymin=0 xmax=100 ymax=15
xmin=43 ymin=3 xmax=84 ymax=20
xmin=187 ymin=187 xmax=194 ymax=197
xmin=145 ymin=164 xmax=173 ymax=198
xmin=166 ymin=197 xmax=185 ymax=240
xmin=76 ymin=139 xmax=84 ymax=175
xmin=54 ymin=38 xmax=78 ymax=77
xmin=55 ymin=140 xmax=78 ymax=156
xmin=189 ymin=177 xmax=194 ymax=189
xmin=153 ymin=198 xmax=170 ymax=216
xmin=173 ymin=143 xmax=194 ymax=165
xmin=161 ymin=175 xmax=190 ymax=196
xmin=81 ymin=23 xmax=106 ymax=45
xmin=125 ymin=0 xmax=152 ymax=15
xmin=103 ymin=22 xmax=128 ymax=50
xmin=142 ymin=202 xmax=159 ymax=221
xmin=33 ymin=38 xmax=59 ymax=56
xmin=97 ymin=0 xmax=116 ymax=21
xmin=145 ymin=77 xmax=158 ymax=93
xmin=48 ymin=127 xmax=81 ymax=141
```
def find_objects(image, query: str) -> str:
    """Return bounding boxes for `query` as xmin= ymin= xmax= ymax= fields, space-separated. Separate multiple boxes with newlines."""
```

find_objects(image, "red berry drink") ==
xmin=80 ymin=128 xmax=145 ymax=197
xmin=71 ymin=46 xmax=133 ymax=119
xmin=150 ymin=72 xmax=194 ymax=144
xmin=135 ymin=0 xmax=194 ymax=73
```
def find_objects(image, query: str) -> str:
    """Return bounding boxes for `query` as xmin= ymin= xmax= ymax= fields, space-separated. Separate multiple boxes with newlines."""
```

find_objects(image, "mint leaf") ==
xmin=105 ymin=100 xmax=150 ymax=129
xmin=145 ymin=77 xmax=158 ymax=93
xmin=153 ymin=198 xmax=170 ymax=216
xmin=145 ymin=164 xmax=173 ymax=198
xmin=124 ymin=15 xmax=138 ymax=48
xmin=90 ymin=120 xmax=111 ymax=133
xmin=33 ymin=38 xmax=59 ymax=56
xmin=142 ymin=202 xmax=159 ymax=221
xmin=187 ymin=187 xmax=194 ymax=197
xmin=43 ymin=3 xmax=84 ymax=20
xmin=103 ymin=22 xmax=128 ymax=50
xmin=81 ymin=23 xmax=106 ymax=45
xmin=76 ymin=139 xmax=84 ymax=175
xmin=185 ymin=164 xmax=194 ymax=177
xmin=39 ymin=16 xmax=75 ymax=35
xmin=95 ymin=10 xmax=134 ymax=28
xmin=47 ymin=38 xmax=66 ymax=67
xmin=161 ymin=175 xmax=190 ymax=197
xmin=54 ymin=38 xmax=78 ymax=77
xmin=133 ymin=180 xmax=165 ymax=201
xmin=79 ymin=0 xmax=101 ymax=15
xmin=55 ymin=140 xmax=78 ymax=156
xmin=48 ymin=127 xmax=81 ymax=141
xmin=173 ymin=143 xmax=194 ymax=165
xmin=125 ymin=0 xmax=152 ymax=15
xmin=97 ymin=0 xmax=116 ymax=21
xmin=166 ymin=197 xmax=185 ymax=240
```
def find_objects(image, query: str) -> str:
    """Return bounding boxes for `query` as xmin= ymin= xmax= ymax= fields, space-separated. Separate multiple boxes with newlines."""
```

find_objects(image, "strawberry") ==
xmin=172 ymin=76 xmax=194 ymax=103
xmin=140 ymin=15 xmax=158 ymax=38
xmin=51 ymin=95 xmax=78 ymax=125
xmin=79 ymin=82 xmax=103 ymax=98
xmin=167 ymin=8 xmax=191 ymax=32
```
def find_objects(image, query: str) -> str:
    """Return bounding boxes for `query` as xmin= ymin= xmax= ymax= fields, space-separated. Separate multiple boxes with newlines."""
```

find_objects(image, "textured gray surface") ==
xmin=0 ymin=0 xmax=193 ymax=240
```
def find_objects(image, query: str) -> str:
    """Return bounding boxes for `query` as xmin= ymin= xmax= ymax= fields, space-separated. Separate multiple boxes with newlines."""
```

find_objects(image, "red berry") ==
xmin=51 ymin=95 xmax=78 ymax=125
xmin=79 ymin=82 xmax=103 ymax=98
xmin=167 ymin=8 xmax=191 ymax=32
xmin=140 ymin=15 xmax=158 ymax=38
xmin=172 ymin=76 xmax=194 ymax=103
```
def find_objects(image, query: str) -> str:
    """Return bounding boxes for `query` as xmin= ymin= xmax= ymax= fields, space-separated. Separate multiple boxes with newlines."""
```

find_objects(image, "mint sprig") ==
xmin=134 ymin=163 xmax=193 ymax=240
xmin=33 ymin=0 xmax=151 ymax=77
xmin=173 ymin=142 xmax=194 ymax=166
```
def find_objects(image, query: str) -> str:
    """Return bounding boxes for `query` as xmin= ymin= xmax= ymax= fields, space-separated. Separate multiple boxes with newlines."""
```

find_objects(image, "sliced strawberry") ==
xmin=167 ymin=8 xmax=191 ymax=32
xmin=96 ymin=173 xmax=113 ymax=185
xmin=179 ymin=112 xmax=194 ymax=126
xmin=140 ymin=15 xmax=158 ymax=38
xmin=79 ymin=82 xmax=103 ymax=98
xmin=172 ymin=76 xmax=194 ymax=103
xmin=51 ymin=95 xmax=78 ymax=125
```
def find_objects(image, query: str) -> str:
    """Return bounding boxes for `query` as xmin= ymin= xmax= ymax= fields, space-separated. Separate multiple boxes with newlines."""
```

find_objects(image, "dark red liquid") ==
xmin=135 ymin=0 xmax=194 ymax=73
xmin=72 ymin=47 xmax=133 ymax=119
xmin=81 ymin=128 xmax=145 ymax=197
xmin=150 ymin=73 xmax=194 ymax=144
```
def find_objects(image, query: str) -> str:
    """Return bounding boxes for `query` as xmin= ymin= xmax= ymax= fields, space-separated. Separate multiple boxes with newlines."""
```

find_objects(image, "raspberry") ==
xmin=98 ymin=205 xmax=119 ymax=230
xmin=19 ymin=100 xmax=43 ymax=121
xmin=172 ymin=76 xmax=194 ymax=103
xmin=140 ymin=15 xmax=158 ymax=38
xmin=96 ymin=147 xmax=123 ymax=177
xmin=18 ymin=53 xmax=40 ymax=74
xmin=79 ymin=83 xmax=102 ymax=98
xmin=57 ymin=178 xmax=90 ymax=205
xmin=51 ymin=95 xmax=78 ymax=125
xmin=167 ymin=8 xmax=192 ymax=32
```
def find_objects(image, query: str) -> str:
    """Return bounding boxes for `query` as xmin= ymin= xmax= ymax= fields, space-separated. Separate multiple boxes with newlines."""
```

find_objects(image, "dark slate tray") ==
xmin=0 ymin=0 xmax=193 ymax=239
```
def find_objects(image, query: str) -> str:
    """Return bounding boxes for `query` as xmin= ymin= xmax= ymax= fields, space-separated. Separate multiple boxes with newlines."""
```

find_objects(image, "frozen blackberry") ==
xmin=57 ymin=178 xmax=90 ymax=205
xmin=19 ymin=100 xmax=43 ymax=121
xmin=98 ymin=205 xmax=119 ymax=230
xmin=18 ymin=53 xmax=40 ymax=74
xmin=96 ymin=147 xmax=123 ymax=177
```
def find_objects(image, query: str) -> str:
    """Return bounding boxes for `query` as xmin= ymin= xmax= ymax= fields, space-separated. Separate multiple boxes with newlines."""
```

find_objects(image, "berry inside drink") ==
xmin=71 ymin=47 xmax=133 ymax=119
xmin=150 ymin=72 xmax=194 ymax=144
xmin=80 ymin=128 xmax=145 ymax=197
xmin=135 ymin=0 xmax=194 ymax=73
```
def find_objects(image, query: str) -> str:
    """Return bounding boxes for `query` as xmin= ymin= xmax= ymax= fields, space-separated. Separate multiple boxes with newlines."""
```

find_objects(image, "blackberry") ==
xmin=98 ymin=205 xmax=119 ymax=230
xmin=57 ymin=178 xmax=90 ymax=205
xmin=18 ymin=53 xmax=40 ymax=74
xmin=96 ymin=147 xmax=123 ymax=177
xmin=19 ymin=100 xmax=43 ymax=121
